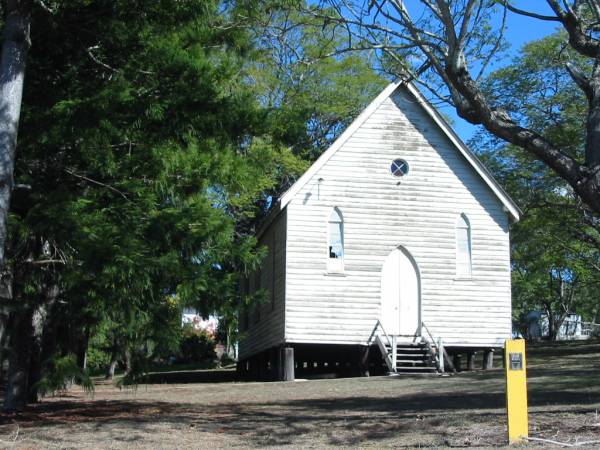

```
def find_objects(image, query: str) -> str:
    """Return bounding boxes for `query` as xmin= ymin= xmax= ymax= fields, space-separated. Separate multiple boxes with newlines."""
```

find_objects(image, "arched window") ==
xmin=328 ymin=208 xmax=344 ymax=271
xmin=456 ymin=214 xmax=472 ymax=278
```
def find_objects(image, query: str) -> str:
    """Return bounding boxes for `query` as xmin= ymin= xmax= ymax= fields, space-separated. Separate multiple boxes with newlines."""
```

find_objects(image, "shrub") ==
xmin=86 ymin=346 xmax=112 ymax=374
xmin=178 ymin=326 xmax=216 ymax=363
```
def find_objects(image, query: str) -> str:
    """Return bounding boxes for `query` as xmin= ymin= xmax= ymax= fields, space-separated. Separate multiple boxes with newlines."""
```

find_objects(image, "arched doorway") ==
xmin=380 ymin=246 xmax=421 ymax=339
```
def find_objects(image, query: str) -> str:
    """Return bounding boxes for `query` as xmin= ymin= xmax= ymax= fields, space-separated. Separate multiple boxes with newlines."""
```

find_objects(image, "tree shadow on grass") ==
xmin=2 ymin=381 xmax=599 ymax=447
xmin=527 ymin=340 xmax=600 ymax=359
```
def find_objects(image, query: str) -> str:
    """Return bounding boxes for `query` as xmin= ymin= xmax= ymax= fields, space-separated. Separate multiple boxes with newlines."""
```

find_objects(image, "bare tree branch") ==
xmin=63 ymin=168 xmax=129 ymax=200
xmin=302 ymin=0 xmax=600 ymax=212
xmin=503 ymin=1 xmax=562 ymax=22
xmin=86 ymin=45 xmax=154 ymax=75
xmin=33 ymin=0 xmax=54 ymax=14
xmin=566 ymin=61 xmax=593 ymax=98
xmin=86 ymin=45 xmax=118 ymax=73
xmin=476 ymin=3 xmax=507 ymax=81
xmin=547 ymin=0 xmax=600 ymax=58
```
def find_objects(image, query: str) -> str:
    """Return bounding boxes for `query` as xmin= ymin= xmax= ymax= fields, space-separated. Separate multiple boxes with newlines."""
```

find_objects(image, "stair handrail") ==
xmin=373 ymin=319 xmax=396 ymax=372
xmin=421 ymin=321 xmax=437 ymax=348
xmin=421 ymin=321 xmax=442 ymax=372
xmin=375 ymin=319 xmax=392 ymax=348
xmin=421 ymin=321 xmax=456 ymax=373
xmin=367 ymin=319 xmax=395 ymax=372
xmin=366 ymin=319 xmax=391 ymax=346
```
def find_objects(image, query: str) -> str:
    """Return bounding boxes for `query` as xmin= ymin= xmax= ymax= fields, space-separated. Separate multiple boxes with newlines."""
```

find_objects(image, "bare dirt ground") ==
xmin=0 ymin=340 xmax=598 ymax=449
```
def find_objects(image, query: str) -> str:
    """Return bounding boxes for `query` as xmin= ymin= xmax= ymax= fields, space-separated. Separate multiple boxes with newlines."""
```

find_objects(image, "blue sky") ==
xmin=442 ymin=2 xmax=560 ymax=142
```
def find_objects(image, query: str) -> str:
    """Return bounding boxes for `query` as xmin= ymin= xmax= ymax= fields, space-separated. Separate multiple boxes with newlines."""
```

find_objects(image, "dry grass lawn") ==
xmin=0 ymin=340 xmax=599 ymax=449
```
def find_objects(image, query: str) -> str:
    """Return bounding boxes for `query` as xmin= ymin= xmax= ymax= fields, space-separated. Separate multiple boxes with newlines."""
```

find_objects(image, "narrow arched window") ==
xmin=328 ymin=208 xmax=344 ymax=271
xmin=456 ymin=214 xmax=472 ymax=278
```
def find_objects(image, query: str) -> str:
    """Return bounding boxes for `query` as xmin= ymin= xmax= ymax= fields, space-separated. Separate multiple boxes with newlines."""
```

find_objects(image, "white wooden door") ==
xmin=380 ymin=247 xmax=420 ymax=338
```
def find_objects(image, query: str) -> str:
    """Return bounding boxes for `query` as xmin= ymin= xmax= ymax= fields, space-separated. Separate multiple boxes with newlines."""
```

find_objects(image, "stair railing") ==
xmin=368 ymin=320 xmax=395 ymax=372
xmin=421 ymin=321 xmax=448 ymax=373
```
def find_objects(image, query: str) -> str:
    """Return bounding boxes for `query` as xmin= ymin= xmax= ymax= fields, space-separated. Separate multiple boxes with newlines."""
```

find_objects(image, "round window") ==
xmin=390 ymin=159 xmax=409 ymax=177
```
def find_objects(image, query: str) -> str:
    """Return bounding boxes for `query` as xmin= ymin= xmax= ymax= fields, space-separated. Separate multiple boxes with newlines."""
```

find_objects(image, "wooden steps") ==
xmin=394 ymin=343 xmax=438 ymax=374
xmin=378 ymin=337 xmax=439 ymax=374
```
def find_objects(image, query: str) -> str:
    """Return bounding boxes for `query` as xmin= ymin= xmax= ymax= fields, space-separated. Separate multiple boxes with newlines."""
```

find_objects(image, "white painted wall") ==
xmin=284 ymin=86 xmax=512 ymax=348
xmin=238 ymin=210 xmax=287 ymax=360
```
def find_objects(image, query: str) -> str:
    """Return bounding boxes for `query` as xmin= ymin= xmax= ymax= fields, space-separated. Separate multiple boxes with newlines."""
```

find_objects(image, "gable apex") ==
xmin=278 ymin=80 xmax=521 ymax=223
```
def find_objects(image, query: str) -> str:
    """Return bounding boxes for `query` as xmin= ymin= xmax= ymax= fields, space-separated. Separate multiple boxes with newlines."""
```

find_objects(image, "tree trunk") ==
xmin=0 ymin=1 xmax=31 ymax=269
xmin=105 ymin=356 xmax=118 ymax=380
xmin=542 ymin=301 xmax=557 ymax=341
xmin=546 ymin=305 xmax=557 ymax=341
xmin=39 ymin=297 xmax=59 ymax=368
xmin=124 ymin=348 xmax=132 ymax=376
xmin=0 ymin=309 xmax=10 ymax=384
xmin=226 ymin=324 xmax=234 ymax=359
xmin=0 ymin=3 xmax=30 ymax=398
xmin=27 ymin=283 xmax=58 ymax=403
xmin=3 ymin=304 xmax=33 ymax=412
xmin=0 ymin=258 xmax=13 ymax=385
xmin=548 ymin=317 xmax=558 ymax=341
xmin=586 ymin=104 xmax=600 ymax=166
xmin=76 ymin=330 xmax=88 ymax=370
xmin=547 ymin=311 xmax=569 ymax=341
xmin=105 ymin=333 xmax=120 ymax=380
xmin=26 ymin=309 xmax=43 ymax=403
xmin=0 ymin=300 xmax=12 ymax=385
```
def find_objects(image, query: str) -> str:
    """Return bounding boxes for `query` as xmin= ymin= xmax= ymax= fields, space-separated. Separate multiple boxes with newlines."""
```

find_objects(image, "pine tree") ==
xmin=2 ymin=0 xmax=300 ymax=411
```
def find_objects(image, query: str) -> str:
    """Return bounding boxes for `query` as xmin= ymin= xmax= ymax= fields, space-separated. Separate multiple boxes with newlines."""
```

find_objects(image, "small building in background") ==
xmin=181 ymin=308 xmax=218 ymax=338
xmin=525 ymin=311 xmax=585 ymax=341
xmin=181 ymin=309 xmax=236 ymax=360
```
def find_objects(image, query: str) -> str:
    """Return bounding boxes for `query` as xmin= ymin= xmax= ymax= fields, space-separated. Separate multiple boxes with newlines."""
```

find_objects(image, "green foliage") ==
xmin=86 ymin=295 xmax=183 ymax=377
xmin=248 ymin=2 xmax=388 ymax=161
xmin=8 ymin=0 xmax=304 ymax=391
xmin=178 ymin=325 xmax=216 ymax=363
xmin=474 ymin=32 xmax=600 ymax=335
xmin=4 ymin=0 xmax=388 ymax=398
xmin=85 ymin=346 xmax=112 ymax=374
xmin=182 ymin=1 xmax=387 ymax=336
xmin=33 ymin=354 xmax=93 ymax=398
xmin=482 ymin=32 xmax=588 ymax=159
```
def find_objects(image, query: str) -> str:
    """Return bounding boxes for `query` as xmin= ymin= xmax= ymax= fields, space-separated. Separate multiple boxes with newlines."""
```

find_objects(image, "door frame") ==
xmin=380 ymin=245 xmax=422 ymax=339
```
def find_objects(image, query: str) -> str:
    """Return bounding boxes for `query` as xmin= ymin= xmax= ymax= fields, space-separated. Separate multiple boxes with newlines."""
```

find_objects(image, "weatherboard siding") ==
xmin=284 ymin=86 xmax=512 ymax=348
xmin=238 ymin=210 xmax=287 ymax=360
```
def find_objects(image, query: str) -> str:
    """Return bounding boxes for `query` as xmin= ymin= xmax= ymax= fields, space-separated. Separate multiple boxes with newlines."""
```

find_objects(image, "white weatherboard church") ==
xmin=237 ymin=81 xmax=520 ymax=380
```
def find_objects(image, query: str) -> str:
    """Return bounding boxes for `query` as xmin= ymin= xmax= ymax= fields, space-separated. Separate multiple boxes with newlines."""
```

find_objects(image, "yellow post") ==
xmin=505 ymin=339 xmax=528 ymax=444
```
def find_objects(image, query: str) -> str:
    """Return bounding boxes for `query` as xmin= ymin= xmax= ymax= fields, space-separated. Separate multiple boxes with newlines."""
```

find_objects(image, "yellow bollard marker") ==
xmin=505 ymin=339 xmax=528 ymax=445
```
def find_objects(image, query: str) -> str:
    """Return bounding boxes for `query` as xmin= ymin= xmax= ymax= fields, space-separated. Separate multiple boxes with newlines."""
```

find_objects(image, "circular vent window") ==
xmin=390 ymin=159 xmax=409 ymax=177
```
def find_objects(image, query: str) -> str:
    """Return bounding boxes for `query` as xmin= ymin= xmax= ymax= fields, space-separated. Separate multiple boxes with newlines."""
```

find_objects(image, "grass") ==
xmin=0 ymin=340 xmax=598 ymax=449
